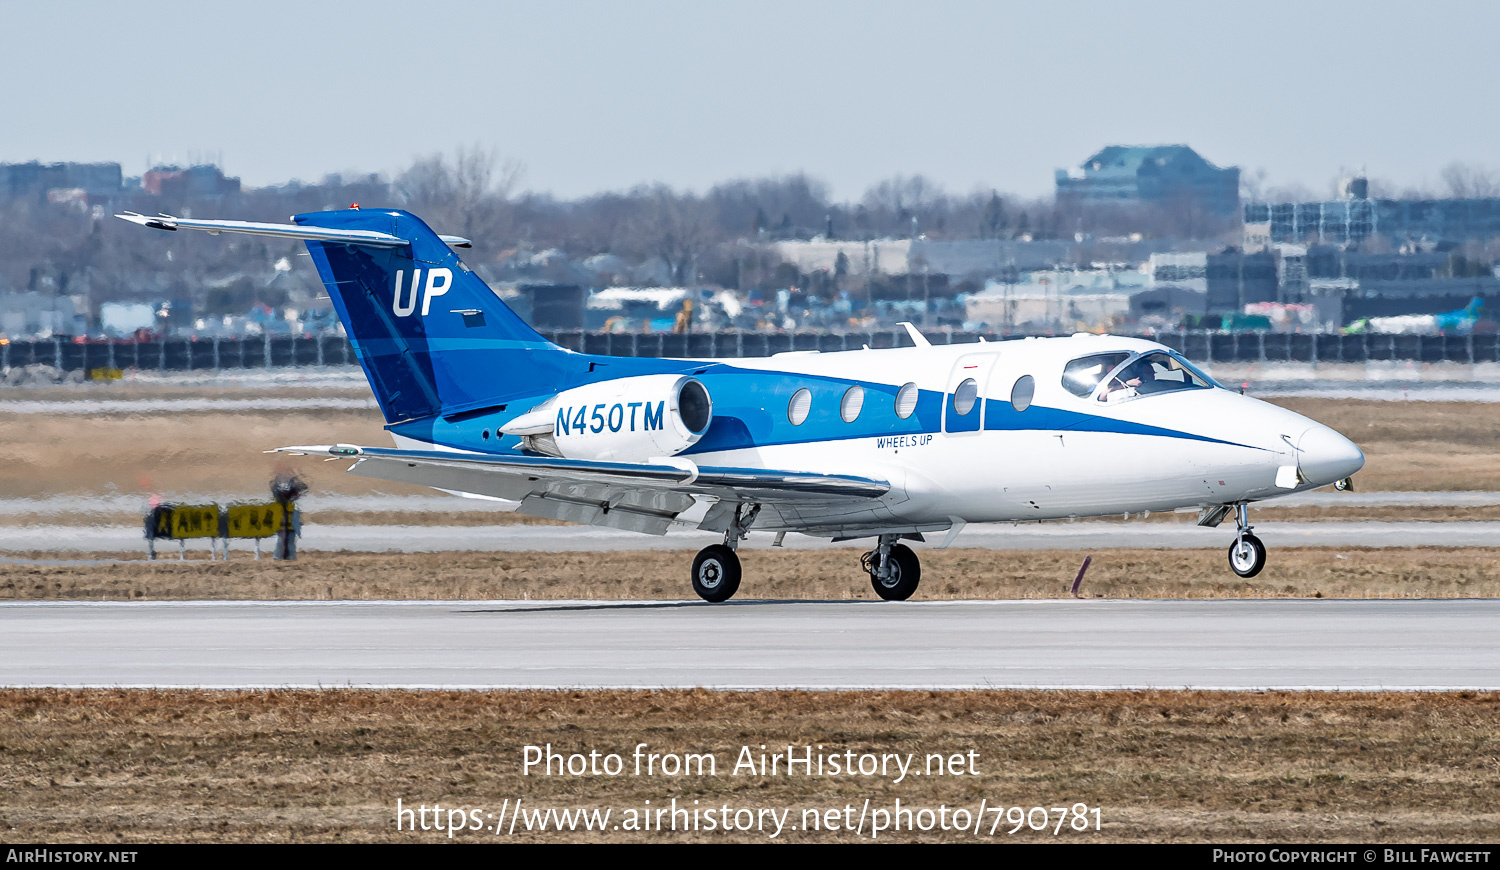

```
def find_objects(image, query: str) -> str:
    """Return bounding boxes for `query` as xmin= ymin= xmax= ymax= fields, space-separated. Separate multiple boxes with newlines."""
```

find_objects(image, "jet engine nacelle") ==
xmin=503 ymin=374 xmax=713 ymax=462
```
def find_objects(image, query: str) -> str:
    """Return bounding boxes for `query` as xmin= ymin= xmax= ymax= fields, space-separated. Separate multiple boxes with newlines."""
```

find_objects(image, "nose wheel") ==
xmin=1228 ymin=533 xmax=1266 ymax=578
xmin=1226 ymin=502 xmax=1267 ymax=578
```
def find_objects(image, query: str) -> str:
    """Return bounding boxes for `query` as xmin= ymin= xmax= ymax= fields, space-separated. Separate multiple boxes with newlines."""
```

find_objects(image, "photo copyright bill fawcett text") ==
xmin=1214 ymin=850 xmax=1493 ymax=864
xmin=393 ymin=742 xmax=1105 ymax=839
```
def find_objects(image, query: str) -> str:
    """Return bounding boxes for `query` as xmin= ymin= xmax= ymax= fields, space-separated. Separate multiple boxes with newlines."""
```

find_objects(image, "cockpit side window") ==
xmin=1166 ymin=351 xmax=1223 ymax=390
xmin=1061 ymin=352 xmax=1131 ymax=398
xmin=1098 ymin=351 xmax=1213 ymax=402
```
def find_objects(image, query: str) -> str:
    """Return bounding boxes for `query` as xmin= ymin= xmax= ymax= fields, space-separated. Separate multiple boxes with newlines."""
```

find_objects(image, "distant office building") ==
xmin=0 ymin=161 xmax=123 ymax=200
xmin=142 ymin=164 xmax=241 ymax=199
xmin=1245 ymin=179 xmax=1500 ymax=246
xmin=1149 ymin=252 xmax=1208 ymax=297
xmin=523 ymin=284 xmax=586 ymax=330
xmin=770 ymin=238 xmax=1071 ymax=277
xmin=0 ymin=292 xmax=82 ymax=337
xmin=965 ymin=267 xmax=1147 ymax=331
xmin=1151 ymin=250 xmax=1279 ymax=311
xmin=1056 ymin=145 xmax=1241 ymax=217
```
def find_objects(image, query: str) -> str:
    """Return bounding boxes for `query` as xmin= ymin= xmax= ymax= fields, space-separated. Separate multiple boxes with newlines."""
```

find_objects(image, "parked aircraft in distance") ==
xmin=120 ymin=208 xmax=1365 ymax=602
xmin=1345 ymin=296 xmax=1485 ymax=336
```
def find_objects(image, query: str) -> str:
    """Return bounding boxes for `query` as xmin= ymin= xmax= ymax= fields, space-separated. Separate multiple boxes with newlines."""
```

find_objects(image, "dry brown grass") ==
xmin=1266 ymin=398 xmax=1500 ymax=491
xmin=0 ymin=409 xmax=390 ymax=498
xmin=1 ymin=688 xmax=1497 ymax=842
xmin=1248 ymin=505 xmax=1500 ymax=523
xmin=4 ymin=547 xmax=1498 ymax=602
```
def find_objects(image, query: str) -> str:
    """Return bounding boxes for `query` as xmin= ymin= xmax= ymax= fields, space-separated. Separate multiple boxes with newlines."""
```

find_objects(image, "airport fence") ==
xmin=3 ymin=330 xmax=1499 ymax=374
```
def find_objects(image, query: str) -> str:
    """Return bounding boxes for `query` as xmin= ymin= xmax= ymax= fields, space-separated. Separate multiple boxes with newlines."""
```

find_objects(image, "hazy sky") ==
xmin=2 ymin=1 xmax=1495 ymax=201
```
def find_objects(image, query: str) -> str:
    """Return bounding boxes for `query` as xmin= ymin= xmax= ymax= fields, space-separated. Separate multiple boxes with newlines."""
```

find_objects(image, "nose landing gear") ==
xmin=1227 ymin=502 xmax=1267 ymax=578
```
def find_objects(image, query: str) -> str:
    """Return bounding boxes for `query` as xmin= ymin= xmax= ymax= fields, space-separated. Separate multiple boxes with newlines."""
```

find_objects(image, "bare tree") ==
xmin=395 ymin=145 xmax=525 ymax=249
xmin=708 ymin=173 xmax=830 ymax=239
xmin=860 ymin=174 xmax=950 ymax=237
xmin=1440 ymin=162 xmax=1500 ymax=199
xmin=613 ymin=185 xmax=718 ymax=285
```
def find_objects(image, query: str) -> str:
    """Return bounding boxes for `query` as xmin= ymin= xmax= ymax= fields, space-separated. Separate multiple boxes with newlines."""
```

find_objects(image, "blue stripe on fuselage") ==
xmin=391 ymin=364 xmax=1264 ymax=456
xmin=979 ymin=397 xmax=1255 ymax=447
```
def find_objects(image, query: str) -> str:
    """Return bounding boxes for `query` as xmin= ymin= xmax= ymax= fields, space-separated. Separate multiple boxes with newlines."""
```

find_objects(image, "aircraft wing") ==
xmin=275 ymin=444 xmax=890 ymax=535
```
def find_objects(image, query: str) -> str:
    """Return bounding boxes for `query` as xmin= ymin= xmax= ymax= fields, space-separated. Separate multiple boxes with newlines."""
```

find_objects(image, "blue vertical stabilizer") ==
xmin=295 ymin=208 xmax=566 ymax=422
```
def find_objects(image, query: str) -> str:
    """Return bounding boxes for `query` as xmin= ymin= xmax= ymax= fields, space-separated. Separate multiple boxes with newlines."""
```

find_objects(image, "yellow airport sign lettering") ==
xmin=226 ymin=503 xmax=286 ymax=539
xmin=170 ymin=505 xmax=220 ymax=539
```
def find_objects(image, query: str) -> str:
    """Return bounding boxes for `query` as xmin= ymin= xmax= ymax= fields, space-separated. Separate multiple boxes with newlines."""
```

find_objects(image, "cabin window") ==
xmin=1061 ymin=352 xmax=1131 ymax=398
xmin=952 ymin=378 xmax=978 ymax=415
xmin=839 ymin=385 xmax=865 ymax=422
xmin=788 ymin=388 xmax=812 ymax=425
xmin=1010 ymin=375 xmax=1035 ymax=412
xmin=894 ymin=382 xmax=918 ymax=419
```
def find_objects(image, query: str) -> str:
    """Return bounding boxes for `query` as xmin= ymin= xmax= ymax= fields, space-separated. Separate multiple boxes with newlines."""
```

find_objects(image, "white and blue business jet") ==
xmin=120 ymin=208 xmax=1365 ymax=602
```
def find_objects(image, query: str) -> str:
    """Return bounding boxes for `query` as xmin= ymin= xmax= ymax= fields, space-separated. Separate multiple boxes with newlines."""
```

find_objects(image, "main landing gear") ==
xmin=1227 ymin=502 xmax=1267 ymax=578
xmin=691 ymin=503 xmax=758 ymax=603
xmin=691 ymin=544 xmax=740 ymax=603
xmin=688 ymin=505 xmax=927 ymax=603
xmin=863 ymin=534 xmax=922 ymax=601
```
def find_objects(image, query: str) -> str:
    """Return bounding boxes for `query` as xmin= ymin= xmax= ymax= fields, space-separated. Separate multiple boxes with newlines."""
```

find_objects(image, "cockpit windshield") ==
xmin=1097 ymin=351 xmax=1215 ymax=402
xmin=1061 ymin=352 xmax=1131 ymax=397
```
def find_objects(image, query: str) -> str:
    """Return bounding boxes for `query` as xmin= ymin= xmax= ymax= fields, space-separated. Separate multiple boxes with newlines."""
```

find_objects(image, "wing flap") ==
xmin=283 ymin=443 xmax=888 ymax=536
xmin=279 ymin=444 xmax=898 ymax=537
xmin=280 ymin=445 xmax=890 ymax=501
xmin=516 ymin=490 xmax=691 ymax=535
xmin=345 ymin=455 xmax=540 ymax=502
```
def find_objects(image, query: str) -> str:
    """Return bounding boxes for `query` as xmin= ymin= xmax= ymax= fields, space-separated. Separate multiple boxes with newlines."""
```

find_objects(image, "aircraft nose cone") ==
xmin=1297 ymin=425 xmax=1365 ymax=486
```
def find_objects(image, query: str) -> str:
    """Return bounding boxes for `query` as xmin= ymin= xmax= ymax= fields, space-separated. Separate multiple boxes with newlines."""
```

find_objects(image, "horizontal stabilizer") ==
xmin=115 ymin=212 xmax=471 ymax=248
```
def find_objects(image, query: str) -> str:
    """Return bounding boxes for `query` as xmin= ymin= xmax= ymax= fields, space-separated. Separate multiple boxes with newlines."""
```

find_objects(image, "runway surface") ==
xmin=3 ymin=599 xmax=1496 ymax=690
xmin=6 ymin=519 xmax=1500 ymax=554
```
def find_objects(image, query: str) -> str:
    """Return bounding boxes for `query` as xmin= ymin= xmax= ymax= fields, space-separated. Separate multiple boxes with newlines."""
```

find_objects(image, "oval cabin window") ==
xmin=787 ymin=388 xmax=812 ymax=425
xmin=953 ymin=378 xmax=978 ymax=415
xmin=1011 ymin=375 xmax=1035 ymax=412
xmin=894 ymin=382 xmax=918 ymax=419
xmin=840 ymin=385 xmax=865 ymax=422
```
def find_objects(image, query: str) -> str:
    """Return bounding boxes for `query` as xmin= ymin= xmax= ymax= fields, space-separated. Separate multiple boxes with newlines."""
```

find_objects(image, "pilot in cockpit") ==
xmin=1103 ymin=359 xmax=1153 ymax=401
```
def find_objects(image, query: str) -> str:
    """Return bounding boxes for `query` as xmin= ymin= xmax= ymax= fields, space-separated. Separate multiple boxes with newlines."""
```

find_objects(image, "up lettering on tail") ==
xmin=392 ymin=268 xmax=453 ymax=317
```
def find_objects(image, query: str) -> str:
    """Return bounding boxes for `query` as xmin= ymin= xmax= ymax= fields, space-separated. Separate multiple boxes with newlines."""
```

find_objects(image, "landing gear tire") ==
xmin=692 ymin=544 xmax=741 ymax=603
xmin=868 ymin=543 xmax=921 ymax=601
xmin=1228 ymin=533 xmax=1267 ymax=578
